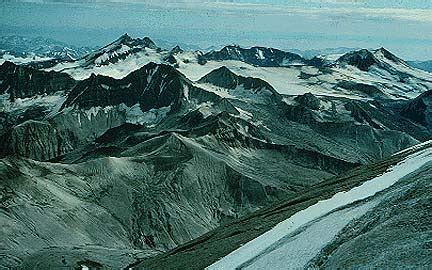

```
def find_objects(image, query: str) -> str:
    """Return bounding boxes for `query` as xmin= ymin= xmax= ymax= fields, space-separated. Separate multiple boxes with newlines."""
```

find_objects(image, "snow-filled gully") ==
xmin=207 ymin=146 xmax=432 ymax=270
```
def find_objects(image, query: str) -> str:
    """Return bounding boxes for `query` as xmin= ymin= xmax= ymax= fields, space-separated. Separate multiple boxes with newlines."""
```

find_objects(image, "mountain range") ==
xmin=0 ymin=35 xmax=94 ymax=64
xmin=0 ymin=34 xmax=431 ymax=269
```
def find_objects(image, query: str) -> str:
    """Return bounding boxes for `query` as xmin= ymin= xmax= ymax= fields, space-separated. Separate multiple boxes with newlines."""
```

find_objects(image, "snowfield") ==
xmin=207 ymin=142 xmax=432 ymax=270
xmin=0 ymin=53 xmax=53 ymax=65
xmin=41 ymin=44 xmax=432 ymax=101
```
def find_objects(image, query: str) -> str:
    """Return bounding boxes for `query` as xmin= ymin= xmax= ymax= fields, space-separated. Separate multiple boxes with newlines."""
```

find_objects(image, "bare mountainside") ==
xmin=1 ymin=34 xmax=431 ymax=269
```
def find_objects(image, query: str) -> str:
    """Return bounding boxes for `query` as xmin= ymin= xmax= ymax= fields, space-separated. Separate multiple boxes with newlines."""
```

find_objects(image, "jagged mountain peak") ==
xmin=198 ymin=66 xmax=282 ymax=104
xmin=60 ymin=62 xmax=211 ymax=113
xmin=117 ymin=33 xmax=133 ymax=43
xmin=170 ymin=45 xmax=183 ymax=54
xmin=109 ymin=33 xmax=157 ymax=49
xmin=80 ymin=34 xmax=159 ymax=66
xmin=198 ymin=66 xmax=239 ymax=88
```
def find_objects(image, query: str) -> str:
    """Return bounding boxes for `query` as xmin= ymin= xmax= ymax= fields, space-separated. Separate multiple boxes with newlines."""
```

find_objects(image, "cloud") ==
xmin=13 ymin=0 xmax=432 ymax=23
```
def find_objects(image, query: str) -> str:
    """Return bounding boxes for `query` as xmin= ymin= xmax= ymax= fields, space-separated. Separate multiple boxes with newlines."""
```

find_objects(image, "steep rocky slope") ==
xmin=133 ymin=141 xmax=432 ymax=270
xmin=0 ymin=61 xmax=75 ymax=100
xmin=400 ymin=90 xmax=432 ymax=128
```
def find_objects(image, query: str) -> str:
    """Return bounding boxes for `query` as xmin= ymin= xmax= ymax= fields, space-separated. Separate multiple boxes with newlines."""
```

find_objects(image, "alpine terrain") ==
xmin=0 ymin=34 xmax=431 ymax=269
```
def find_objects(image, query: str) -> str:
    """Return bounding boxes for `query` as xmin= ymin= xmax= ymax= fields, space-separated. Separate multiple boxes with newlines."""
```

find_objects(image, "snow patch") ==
xmin=208 ymin=146 xmax=432 ymax=269
xmin=195 ymin=83 xmax=235 ymax=99
xmin=255 ymin=49 xmax=265 ymax=60
xmin=0 ymin=93 xmax=66 ymax=114
xmin=122 ymin=103 xmax=171 ymax=126
xmin=83 ymin=106 xmax=114 ymax=120
xmin=198 ymin=102 xmax=214 ymax=118
xmin=183 ymin=84 xmax=190 ymax=101
xmin=235 ymin=107 xmax=253 ymax=120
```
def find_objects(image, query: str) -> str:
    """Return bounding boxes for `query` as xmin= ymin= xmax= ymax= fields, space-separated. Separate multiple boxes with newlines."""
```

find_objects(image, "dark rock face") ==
xmin=163 ymin=54 xmax=178 ymax=65
xmin=202 ymin=45 xmax=307 ymax=67
xmin=62 ymin=62 xmax=218 ymax=112
xmin=0 ymin=61 xmax=76 ymax=100
xmin=400 ymin=90 xmax=432 ymax=128
xmin=294 ymin=93 xmax=320 ymax=110
xmin=63 ymin=63 xmax=186 ymax=111
xmin=337 ymin=49 xmax=378 ymax=71
xmin=199 ymin=66 xmax=240 ymax=89
xmin=344 ymin=102 xmax=383 ymax=130
xmin=0 ymin=120 xmax=72 ymax=160
xmin=336 ymin=48 xmax=410 ymax=78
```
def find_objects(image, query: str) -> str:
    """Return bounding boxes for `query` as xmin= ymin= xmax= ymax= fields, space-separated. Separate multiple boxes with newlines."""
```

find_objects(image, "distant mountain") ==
xmin=407 ymin=60 xmax=432 ymax=72
xmin=0 ymin=35 xmax=93 ymax=62
xmin=201 ymin=45 xmax=307 ymax=67
xmin=336 ymin=47 xmax=406 ymax=71
xmin=292 ymin=47 xmax=362 ymax=59
xmin=80 ymin=33 xmax=158 ymax=67
xmin=153 ymin=38 xmax=203 ymax=52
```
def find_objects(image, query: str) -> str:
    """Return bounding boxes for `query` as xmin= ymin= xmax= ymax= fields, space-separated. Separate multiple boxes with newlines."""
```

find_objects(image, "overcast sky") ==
xmin=1 ymin=0 xmax=431 ymax=60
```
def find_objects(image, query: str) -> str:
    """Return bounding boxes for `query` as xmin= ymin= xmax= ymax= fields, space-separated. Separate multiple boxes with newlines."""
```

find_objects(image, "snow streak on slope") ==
xmin=46 ymin=49 xmax=164 ymax=80
xmin=207 ymin=143 xmax=432 ymax=270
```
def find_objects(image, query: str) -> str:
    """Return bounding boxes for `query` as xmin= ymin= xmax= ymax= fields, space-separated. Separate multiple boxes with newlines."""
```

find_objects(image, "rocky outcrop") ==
xmin=294 ymin=93 xmax=320 ymax=110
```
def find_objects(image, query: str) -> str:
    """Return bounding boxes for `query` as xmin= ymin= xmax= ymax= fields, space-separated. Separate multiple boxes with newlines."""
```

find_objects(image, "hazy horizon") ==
xmin=1 ymin=0 xmax=431 ymax=60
